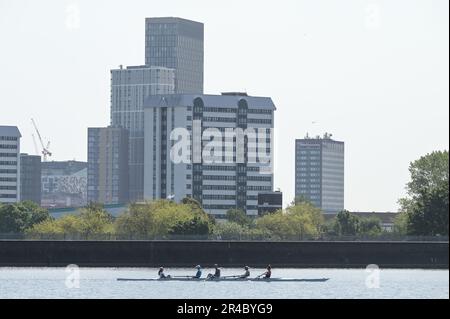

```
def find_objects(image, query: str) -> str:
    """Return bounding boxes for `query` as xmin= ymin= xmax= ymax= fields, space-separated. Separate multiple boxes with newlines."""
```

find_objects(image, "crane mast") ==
xmin=31 ymin=118 xmax=52 ymax=161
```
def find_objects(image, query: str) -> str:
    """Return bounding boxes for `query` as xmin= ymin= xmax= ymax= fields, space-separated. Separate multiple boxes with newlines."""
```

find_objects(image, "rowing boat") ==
xmin=117 ymin=277 xmax=329 ymax=282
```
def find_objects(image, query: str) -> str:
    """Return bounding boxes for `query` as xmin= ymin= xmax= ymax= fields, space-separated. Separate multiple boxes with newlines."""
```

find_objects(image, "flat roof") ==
xmin=144 ymin=94 xmax=276 ymax=110
xmin=145 ymin=17 xmax=203 ymax=25
xmin=0 ymin=126 xmax=21 ymax=137
xmin=111 ymin=65 xmax=174 ymax=72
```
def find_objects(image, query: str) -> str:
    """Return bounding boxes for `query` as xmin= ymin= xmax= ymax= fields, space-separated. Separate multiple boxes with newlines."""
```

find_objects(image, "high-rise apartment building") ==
xmin=295 ymin=134 xmax=344 ymax=214
xmin=0 ymin=126 xmax=21 ymax=203
xmin=110 ymin=65 xmax=175 ymax=201
xmin=145 ymin=17 xmax=204 ymax=94
xmin=20 ymin=153 xmax=41 ymax=204
xmin=143 ymin=93 xmax=275 ymax=217
xmin=87 ymin=126 xmax=129 ymax=205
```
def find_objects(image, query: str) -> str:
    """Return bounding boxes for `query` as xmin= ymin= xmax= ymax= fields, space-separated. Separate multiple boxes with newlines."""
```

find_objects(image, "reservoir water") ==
xmin=0 ymin=267 xmax=448 ymax=299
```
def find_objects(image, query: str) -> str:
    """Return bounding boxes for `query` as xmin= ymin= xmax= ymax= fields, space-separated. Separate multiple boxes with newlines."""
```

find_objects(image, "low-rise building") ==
xmin=258 ymin=191 xmax=282 ymax=216
xmin=41 ymin=161 xmax=87 ymax=208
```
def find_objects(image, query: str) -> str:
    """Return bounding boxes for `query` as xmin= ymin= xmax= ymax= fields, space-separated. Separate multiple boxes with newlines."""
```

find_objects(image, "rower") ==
xmin=240 ymin=266 xmax=250 ymax=278
xmin=207 ymin=264 xmax=221 ymax=279
xmin=214 ymin=264 xmax=221 ymax=278
xmin=263 ymin=265 xmax=272 ymax=278
xmin=193 ymin=265 xmax=202 ymax=279
xmin=158 ymin=267 xmax=170 ymax=279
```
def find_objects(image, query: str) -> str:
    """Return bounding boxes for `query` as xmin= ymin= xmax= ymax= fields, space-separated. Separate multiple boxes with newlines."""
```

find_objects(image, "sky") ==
xmin=0 ymin=0 xmax=448 ymax=211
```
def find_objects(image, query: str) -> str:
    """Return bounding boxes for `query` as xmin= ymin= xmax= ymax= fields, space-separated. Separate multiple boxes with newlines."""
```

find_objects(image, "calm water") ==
xmin=0 ymin=267 xmax=448 ymax=299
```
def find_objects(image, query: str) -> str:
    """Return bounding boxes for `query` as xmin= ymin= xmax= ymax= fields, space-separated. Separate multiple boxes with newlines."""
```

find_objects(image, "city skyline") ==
xmin=0 ymin=0 xmax=448 ymax=211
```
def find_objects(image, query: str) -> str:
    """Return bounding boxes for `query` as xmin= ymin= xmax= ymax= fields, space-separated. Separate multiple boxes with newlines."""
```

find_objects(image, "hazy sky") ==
xmin=0 ymin=0 xmax=448 ymax=211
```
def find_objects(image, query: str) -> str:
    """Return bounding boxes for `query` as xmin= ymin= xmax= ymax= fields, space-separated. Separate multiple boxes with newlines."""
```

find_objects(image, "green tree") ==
xmin=0 ymin=201 xmax=51 ymax=234
xmin=255 ymin=202 xmax=324 ymax=239
xmin=359 ymin=217 xmax=382 ymax=236
xmin=225 ymin=209 xmax=251 ymax=226
xmin=333 ymin=210 xmax=360 ymax=236
xmin=406 ymin=182 xmax=449 ymax=236
xmin=169 ymin=216 xmax=210 ymax=236
xmin=291 ymin=195 xmax=313 ymax=206
xmin=405 ymin=151 xmax=448 ymax=198
xmin=181 ymin=197 xmax=203 ymax=211
xmin=26 ymin=203 xmax=114 ymax=239
xmin=115 ymin=200 xmax=212 ymax=238
xmin=78 ymin=204 xmax=114 ymax=238
xmin=0 ymin=204 xmax=27 ymax=233
xmin=399 ymin=151 xmax=449 ymax=236
xmin=393 ymin=212 xmax=409 ymax=235
xmin=212 ymin=221 xmax=248 ymax=240
xmin=26 ymin=215 xmax=82 ymax=239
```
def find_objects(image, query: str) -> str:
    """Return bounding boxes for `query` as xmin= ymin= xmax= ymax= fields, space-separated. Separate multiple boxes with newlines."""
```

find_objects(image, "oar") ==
xmin=172 ymin=275 xmax=195 ymax=278
xmin=221 ymin=275 xmax=242 ymax=279
xmin=255 ymin=272 xmax=266 ymax=279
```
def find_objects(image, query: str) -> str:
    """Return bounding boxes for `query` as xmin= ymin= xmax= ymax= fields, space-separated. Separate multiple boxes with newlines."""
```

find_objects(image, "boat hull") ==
xmin=117 ymin=277 xmax=329 ymax=282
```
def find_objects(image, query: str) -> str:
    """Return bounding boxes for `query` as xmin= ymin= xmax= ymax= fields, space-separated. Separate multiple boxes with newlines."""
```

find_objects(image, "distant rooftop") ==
xmin=144 ymin=94 xmax=276 ymax=110
xmin=41 ymin=160 xmax=87 ymax=175
xmin=111 ymin=65 xmax=174 ymax=71
xmin=145 ymin=17 xmax=203 ymax=25
xmin=221 ymin=92 xmax=248 ymax=97
xmin=20 ymin=153 xmax=41 ymax=158
xmin=0 ymin=125 xmax=21 ymax=137
xmin=297 ymin=132 xmax=344 ymax=144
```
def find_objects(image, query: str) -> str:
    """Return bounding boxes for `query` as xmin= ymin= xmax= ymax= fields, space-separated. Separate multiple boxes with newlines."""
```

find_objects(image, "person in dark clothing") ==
xmin=158 ymin=267 xmax=171 ymax=279
xmin=193 ymin=265 xmax=202 ymax=279
xmin=241 ymin=266 xmax=251 ymax=278
xmin=263 ymin=265 xmax=272 ymax=278
xmin=207 ymin=264 xmax=221 ymax=279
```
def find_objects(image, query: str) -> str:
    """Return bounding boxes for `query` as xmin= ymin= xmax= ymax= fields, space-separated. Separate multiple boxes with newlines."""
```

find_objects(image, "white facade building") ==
xmin=0 ymin=126 xmax=21 ymax=203
xmin=143 ymin=93 xmax=275 ymax=217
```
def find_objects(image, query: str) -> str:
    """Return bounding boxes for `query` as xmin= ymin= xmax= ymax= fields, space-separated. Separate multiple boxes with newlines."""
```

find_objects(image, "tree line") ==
xmin=0 ymin=150 xmax=447 ymax=240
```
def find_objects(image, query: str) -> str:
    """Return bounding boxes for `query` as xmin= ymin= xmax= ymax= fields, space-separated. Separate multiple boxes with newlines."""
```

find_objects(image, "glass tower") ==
xmin=145 ymin=17 xmax=204 ymax=94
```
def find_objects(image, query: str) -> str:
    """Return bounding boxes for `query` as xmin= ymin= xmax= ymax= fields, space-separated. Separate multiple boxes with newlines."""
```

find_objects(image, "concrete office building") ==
xmin=87 ymin=126 xmax=129 ymax=205
xmin=41 ymin=161 xmax=87 ymax=208
xmin=20 ymin=154 xmax=41 ymax=204
xmin=145 ymin=17 xmax=204 ymax=94
xmin=295 ymin=134 xmax=344 ymax=214
xmin=143 ymin=93 xmax=275 ymax=217
xmin=110 ymin=65 xmax=175 ymax=202
xmin=0 ymin=126 xmax=21 ymax=203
